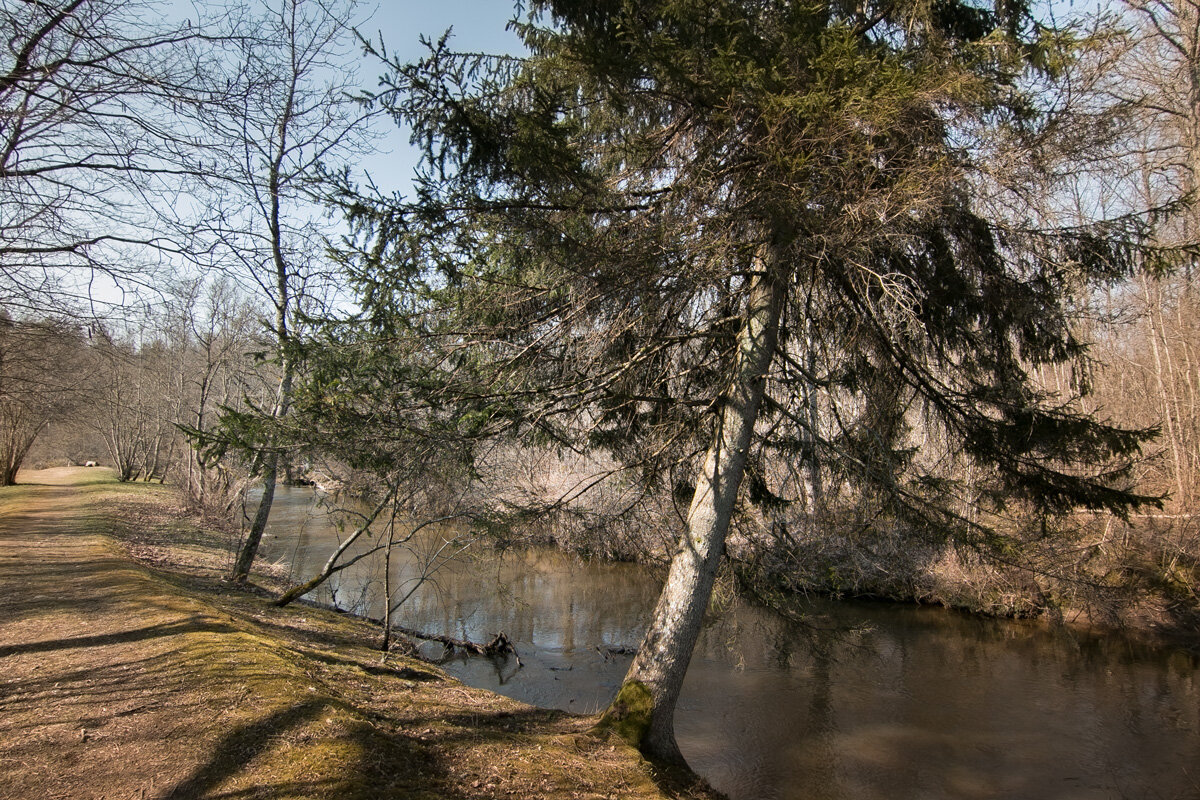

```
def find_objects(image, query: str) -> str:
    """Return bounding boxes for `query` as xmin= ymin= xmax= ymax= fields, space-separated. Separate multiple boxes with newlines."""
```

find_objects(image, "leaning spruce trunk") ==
xmin=596 ymin=266 xmax=787 ymax=764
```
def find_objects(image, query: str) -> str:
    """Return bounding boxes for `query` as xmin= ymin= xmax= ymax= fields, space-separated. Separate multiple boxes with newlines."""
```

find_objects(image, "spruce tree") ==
xmin=334 ymin=0 xmax=1158 ymax=764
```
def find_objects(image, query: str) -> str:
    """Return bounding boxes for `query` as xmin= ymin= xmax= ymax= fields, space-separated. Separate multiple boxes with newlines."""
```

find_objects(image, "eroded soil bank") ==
xmin=0 ymin=467 xmax=719 ymax=800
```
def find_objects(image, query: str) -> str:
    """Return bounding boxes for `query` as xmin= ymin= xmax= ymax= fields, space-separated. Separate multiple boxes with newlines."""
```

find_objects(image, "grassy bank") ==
xmin=0 ymin=468 xmax=719 ymax=800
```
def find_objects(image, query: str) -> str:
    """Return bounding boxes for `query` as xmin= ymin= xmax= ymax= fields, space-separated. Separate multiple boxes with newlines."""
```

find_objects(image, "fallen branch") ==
xmin=595 ymin=644 xmax=637 ymax=660
xmin=274 ymin=503 xmax=464 ymax=608
xmin=394 ymin=626 xmax=524 ymax=669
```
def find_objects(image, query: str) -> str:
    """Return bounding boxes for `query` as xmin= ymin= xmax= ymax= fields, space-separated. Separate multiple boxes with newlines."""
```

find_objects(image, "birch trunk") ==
xmin=596 ymin=267 xmax=786 ymax=763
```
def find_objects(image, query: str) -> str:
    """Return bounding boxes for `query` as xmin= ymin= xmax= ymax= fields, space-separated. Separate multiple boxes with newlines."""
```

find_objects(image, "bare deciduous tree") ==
xmin=0 ymin=317 xmax=89 ymax=484
xmin=0 ymin=0 xmax=233 ymax=317
xmin=178 ymin=0 xmax=377 ymax=585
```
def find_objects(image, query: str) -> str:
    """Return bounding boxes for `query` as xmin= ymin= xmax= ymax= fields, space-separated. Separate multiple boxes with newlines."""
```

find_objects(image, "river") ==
xmin=258 ymin=488 xmax=1200 ymax=800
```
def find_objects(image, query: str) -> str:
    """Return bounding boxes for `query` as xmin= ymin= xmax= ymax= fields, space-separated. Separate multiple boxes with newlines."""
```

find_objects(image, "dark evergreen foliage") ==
xmin=316 ymin=0 xmax=1159 ymax=551
xmin=285 ymin=0 xmax=1176 ymax=762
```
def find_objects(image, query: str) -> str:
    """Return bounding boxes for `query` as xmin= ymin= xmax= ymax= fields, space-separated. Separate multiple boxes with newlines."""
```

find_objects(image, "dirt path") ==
xmin=0 ymin=469 xmax=717 ymax=800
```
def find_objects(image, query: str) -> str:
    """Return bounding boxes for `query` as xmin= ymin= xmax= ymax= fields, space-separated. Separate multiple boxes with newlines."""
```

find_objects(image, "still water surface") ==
xmin=259 ymin=488 xmax=1200 ymax=800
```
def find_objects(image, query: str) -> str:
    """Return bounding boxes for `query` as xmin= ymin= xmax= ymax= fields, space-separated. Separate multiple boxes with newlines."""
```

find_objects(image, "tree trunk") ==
xmin=0 ymin=417 xmax=44 ymax=486
xmin=230 ymin=60 xmax=297 ymax=585
xmin=231 ymin=453 xmax=279 ymax=584
xmin=231 ymin=362 xmax=292 ymax=584
xmin=596 ymin=266 xmax=786 ymax=764
xmin=802 ymin=318 xmax=824 ymax=509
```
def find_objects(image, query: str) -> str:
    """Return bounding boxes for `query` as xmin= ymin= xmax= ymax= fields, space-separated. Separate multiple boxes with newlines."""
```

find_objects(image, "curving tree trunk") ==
xmin=231 ymin=365 xmax=292 ymax=584
xmin=596 ymin=266 xmax=787 ymax=763
xmin=229 ymin=22 xmax=298 ymax=585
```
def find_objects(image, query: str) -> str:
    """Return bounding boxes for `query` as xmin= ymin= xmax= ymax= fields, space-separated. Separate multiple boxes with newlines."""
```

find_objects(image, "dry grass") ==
xmin=0 ymin=467 xmax=721 ymax=800
xmin=743 ymin=505 xmax=1200 ymax=649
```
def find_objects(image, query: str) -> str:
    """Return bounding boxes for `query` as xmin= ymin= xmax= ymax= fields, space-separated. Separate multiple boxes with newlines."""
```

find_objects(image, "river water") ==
xmin=258 ymin=488 xmax=1200 ymax=800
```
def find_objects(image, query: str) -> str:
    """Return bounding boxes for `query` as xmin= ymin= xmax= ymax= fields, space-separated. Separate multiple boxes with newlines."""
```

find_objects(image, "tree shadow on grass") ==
xmin=154 ymin=697 xmax=460 ymax=800
xmin=302 ymin=648 xmax=441 ymax=682
xmin=157 ymin=699 xmax=329 ymax=800
xmin=0 ymin=619 xmax=238 ymax=659
xmin=220 ymin=607 xmax=383 ymax=655
xmin=151 ymin=688 xmax=711 ymax=800
xmin=0 ymin=646 xmax=209 ymax=733
xmin=408 ymin=706 xmax=721 ymax=800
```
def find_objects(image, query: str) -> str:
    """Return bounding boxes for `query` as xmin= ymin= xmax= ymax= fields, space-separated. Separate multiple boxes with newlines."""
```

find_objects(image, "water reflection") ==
xmin=259 ymin=488 xmax=1200 ymax=800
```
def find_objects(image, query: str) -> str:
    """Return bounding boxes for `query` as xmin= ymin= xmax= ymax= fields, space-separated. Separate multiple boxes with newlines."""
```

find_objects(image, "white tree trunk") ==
xmin=598 ymin=267 xmax=786 ymax=763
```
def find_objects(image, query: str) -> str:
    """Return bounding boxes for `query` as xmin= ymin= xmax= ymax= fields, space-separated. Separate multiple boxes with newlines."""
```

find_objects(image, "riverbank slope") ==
xmin=0 ymin=468 xmax=718 ymax=800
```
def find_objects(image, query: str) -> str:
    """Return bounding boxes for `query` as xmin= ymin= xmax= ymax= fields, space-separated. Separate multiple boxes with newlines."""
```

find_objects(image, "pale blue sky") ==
xmin=368 ymin=1 xmax=525 ymax=58
xmin=354 ymin=1 xmax=528 ymax=197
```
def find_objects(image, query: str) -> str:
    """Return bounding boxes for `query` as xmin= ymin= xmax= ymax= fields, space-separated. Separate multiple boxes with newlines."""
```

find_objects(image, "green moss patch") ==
xmin=591 ymin=679 xmax=654 ymax=748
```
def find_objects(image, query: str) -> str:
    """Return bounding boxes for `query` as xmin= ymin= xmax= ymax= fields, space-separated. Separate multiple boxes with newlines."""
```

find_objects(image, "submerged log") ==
xmin=595 ymin=644 xmax=638 ymax=660
xmin=393 ymin=626 xmax=524 ymax=668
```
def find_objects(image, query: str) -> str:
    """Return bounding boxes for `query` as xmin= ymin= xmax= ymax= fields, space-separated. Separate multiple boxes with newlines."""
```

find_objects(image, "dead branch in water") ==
xmin=392 ymin=626 xmax=524 ymax=669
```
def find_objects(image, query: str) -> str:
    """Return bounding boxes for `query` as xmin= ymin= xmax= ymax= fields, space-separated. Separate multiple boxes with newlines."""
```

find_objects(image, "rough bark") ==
xmin=596 ymin=265 xmax=787 ymax=763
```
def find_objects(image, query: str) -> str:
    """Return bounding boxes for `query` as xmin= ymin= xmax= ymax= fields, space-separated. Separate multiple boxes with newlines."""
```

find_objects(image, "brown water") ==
xmin=259 ymin=488 xmax=1200 ymax=800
